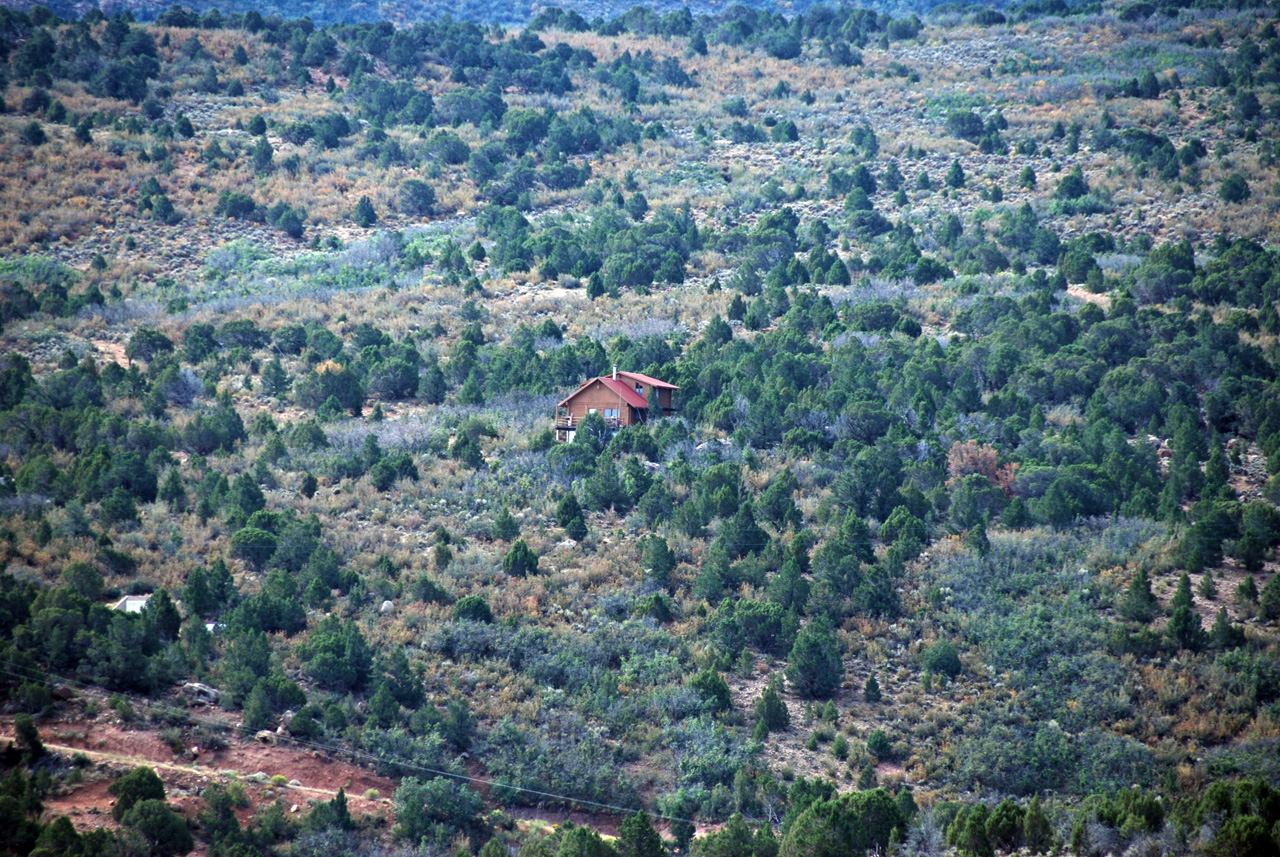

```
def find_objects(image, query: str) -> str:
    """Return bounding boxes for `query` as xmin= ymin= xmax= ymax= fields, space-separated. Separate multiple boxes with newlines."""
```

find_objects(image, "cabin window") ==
xmin=604 ymin=408 xmax=619 ymax=420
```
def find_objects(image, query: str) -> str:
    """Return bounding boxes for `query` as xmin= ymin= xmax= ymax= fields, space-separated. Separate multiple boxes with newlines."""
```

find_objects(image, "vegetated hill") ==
xmin=0 ymin=1 xmax=1279 ymax=856
xmin=5 ymin=0 xmax=1004 ymax=28
xmin=0 ymin=0 xmax=1225 ymax=28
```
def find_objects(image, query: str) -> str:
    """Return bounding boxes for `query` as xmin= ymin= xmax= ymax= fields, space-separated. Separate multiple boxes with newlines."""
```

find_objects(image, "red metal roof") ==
xmin=616 ymin=371 xmax=679 ymax=390
xmin=556 ymin=377 xmax=649 ymax=410
xmin=600 ymin=377 xmax=650 ymax=410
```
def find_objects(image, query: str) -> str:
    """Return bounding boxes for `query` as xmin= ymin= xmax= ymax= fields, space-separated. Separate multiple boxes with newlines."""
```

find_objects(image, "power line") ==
xmin=0 ymin=658 xmax=696 ymax=826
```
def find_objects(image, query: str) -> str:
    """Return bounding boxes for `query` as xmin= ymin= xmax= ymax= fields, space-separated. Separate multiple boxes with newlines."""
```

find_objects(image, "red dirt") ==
xmin=1 ymin=700 xmax=671 ymax=849
xmin=1 ymin=708 xmax=398 ymax=845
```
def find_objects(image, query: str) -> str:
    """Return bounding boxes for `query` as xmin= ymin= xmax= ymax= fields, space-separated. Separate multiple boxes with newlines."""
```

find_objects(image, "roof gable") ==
xmin=600 ymin=377 xmax=650 ymax=410
xmin=557 ymin=377 xmax=649 ymax=410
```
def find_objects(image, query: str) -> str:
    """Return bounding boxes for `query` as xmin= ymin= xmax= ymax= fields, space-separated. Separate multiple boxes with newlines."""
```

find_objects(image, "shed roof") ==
xmin=615 ymin=371 xmax=680 ymax=390
xmin=112 ymin=594 xmax=151 ymax=613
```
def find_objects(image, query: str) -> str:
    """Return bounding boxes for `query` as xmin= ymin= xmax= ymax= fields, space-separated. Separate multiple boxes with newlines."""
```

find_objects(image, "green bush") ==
xmin=920 ymin=641 xmax=962 ymax=679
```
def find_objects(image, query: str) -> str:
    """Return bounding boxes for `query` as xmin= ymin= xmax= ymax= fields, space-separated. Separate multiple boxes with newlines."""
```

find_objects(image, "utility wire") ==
xmin=0 ymin=658 xmax=697 ymax=826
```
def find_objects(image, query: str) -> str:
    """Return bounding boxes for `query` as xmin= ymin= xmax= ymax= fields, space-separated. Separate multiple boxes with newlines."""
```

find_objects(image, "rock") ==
xmin=380 ymin=600 xmax=394 ymax=613
xmin=288 ymin=779 xmax=303 ymax=788
xmin=253 ymin=731 xmax=277 ymax=746
xmin=182 ymin=682 xmax=220 ymax=705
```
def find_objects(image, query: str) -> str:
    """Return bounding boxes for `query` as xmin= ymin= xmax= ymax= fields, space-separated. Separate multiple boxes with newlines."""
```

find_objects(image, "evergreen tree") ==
xmin=755 ymin=679 xmax=790 ymax=732
xmin=786 ymin=619 xmax=844 ymax=699
xmin=353 ymin=195 xmax=377 ymax=227
xmin=1236 ymin=574 xmax=1259 ymax=607
xmin=948 ymin=805 xmax=993 ymax=857
xmin=945 ymin=159 xmax=966 ymax=188
xmin=1120 ymin=567 xmax=1159 ymax=622
xmin=158 ymin=468 xmax=186 ymax=511
xmin=1167 ymin=602 xmax=1205 ymax=651
xmin=641 ymin=535 xmax=676 ymax=589
xmin=986 ymin=798 xmax=1025 ymax=853
xmin=183 ymin=567 xmax=216 ymax=617
xmin=1023 ymin=796 xmax=1052 ymax=855
xmin=864 ymin=672 xmax=882 ymax=703
xmin=717 ymin=500 xmax=769 ymax=559
xmin=456 ymin=370 xmax=485 ymax=406
xmin=690 ymin=669 xmax=731 ymax=712
xmin=1171 ymin=571 xmax=1194 ymax=612
xmin=14 ymin=714 xmax=44 ymax=764
xmin=242 ymin=681 xmax=272 ymax=730
xmin=1198 ymin=569 xmax=1218 ymax=600
xmin=502 ymin=539 xmax=540 ymax=577
xmin=965 ymin=516 xmax=991 ymax=556
xmin=1209 ymin=606 xmax=1245 ymax=648
xmin=109 ymin=767 xmax=166 ymax=821
xmin=148 ymin=589 xmax=182 ymax=642
xmin=261 ymin=357 xmax=289 ymax=398
xmin=1261 ymin=573 xmax=1280 ymax=621
xmin=490 ymin=507 xmax=520 ymax=541
xmin=122 ymin=799 xmax=194 ymax=857
xmin=556 ymin=493 xmax=589 ymax=540
xmin=368 ymin=681 xmax=400 ymax=728
xmin=1203 ymin=443 xmax=1231 ymax=499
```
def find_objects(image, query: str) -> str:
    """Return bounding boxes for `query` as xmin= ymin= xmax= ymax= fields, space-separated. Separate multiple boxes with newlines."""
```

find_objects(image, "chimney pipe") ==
xmin=613 ymin=365 xmax=617 ymax=381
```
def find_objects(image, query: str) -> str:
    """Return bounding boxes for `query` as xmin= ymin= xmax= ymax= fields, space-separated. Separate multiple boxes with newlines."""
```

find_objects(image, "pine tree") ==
xmin=641 ymin=535 xmax=676 ymax=589
xmin=1203 ymin=443 xmax=1231 ymax=499
xmin=259 ymin=358 xmax=288 ymax=398
xmin=368 ymin=682 xmax=400 ymax=728
xmin=1119 ymin=567 xmax=1159 ymax=622
xmin=616 ymin=811 xmax=665 ymax=857
xmin=502 ymin=539 xmax=540 ymax=577
xmin=1209 ymin=606 xmax=1244 ymax=648
xmin=965 ymin=516 xmax=991 ymax=556
xmin=1261 ymin=573 xmax=1280 ymax=621
xmin=353 ymin=195 xmax=377 ymax=227
xmin=756 ymin=679 xmax=790 ymax=731
xmin=864 ymin=672 xmax=882 ymax=703
xmin=456 ymin=370 xmax=484 ymax=406
xmin=556 ymin=493 xmax=589 ymax=541
xmin=1236 ymin=574 xmax=1259 ymax=607
xmin=148 ymin=589 xmax=182 ymax=642
xmin=1023 ymin=795 xmax=1052 ymax=855
xmin=1197 ymin=569 xmax=1218 ymax=600
xmin=242 ymin=682 xmax=272 ymax=731
xmin=490 ymin=507 xmax=519 ymax=541
xmin=1167 ymin=602 xmax=1205 ymax=651
xmin=1171 ymin=571 xmax=1194 ymax=612
xmin=786 ymin=619 xmax=844 ymax=699
xmin=158 ymin=468 xmax=186 ymax=511
xmin=183 ymin=567 xmax=216 ymax=617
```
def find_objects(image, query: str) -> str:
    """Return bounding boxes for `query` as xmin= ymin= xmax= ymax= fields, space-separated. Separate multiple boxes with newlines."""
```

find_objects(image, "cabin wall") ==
xmin=562 ymin=382 xmax=640 ymax=426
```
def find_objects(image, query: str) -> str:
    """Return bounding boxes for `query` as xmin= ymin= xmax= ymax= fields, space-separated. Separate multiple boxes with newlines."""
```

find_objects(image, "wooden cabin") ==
xmin=555 ymin=370 xmax=679 ymax=442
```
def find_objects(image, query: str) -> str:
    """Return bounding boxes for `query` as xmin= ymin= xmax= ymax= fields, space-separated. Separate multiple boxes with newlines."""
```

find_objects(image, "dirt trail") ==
xmin=1 ymin=713 xmax=398 ymax=837
xmin=2 ymin=709 xmax=680 ymax=844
